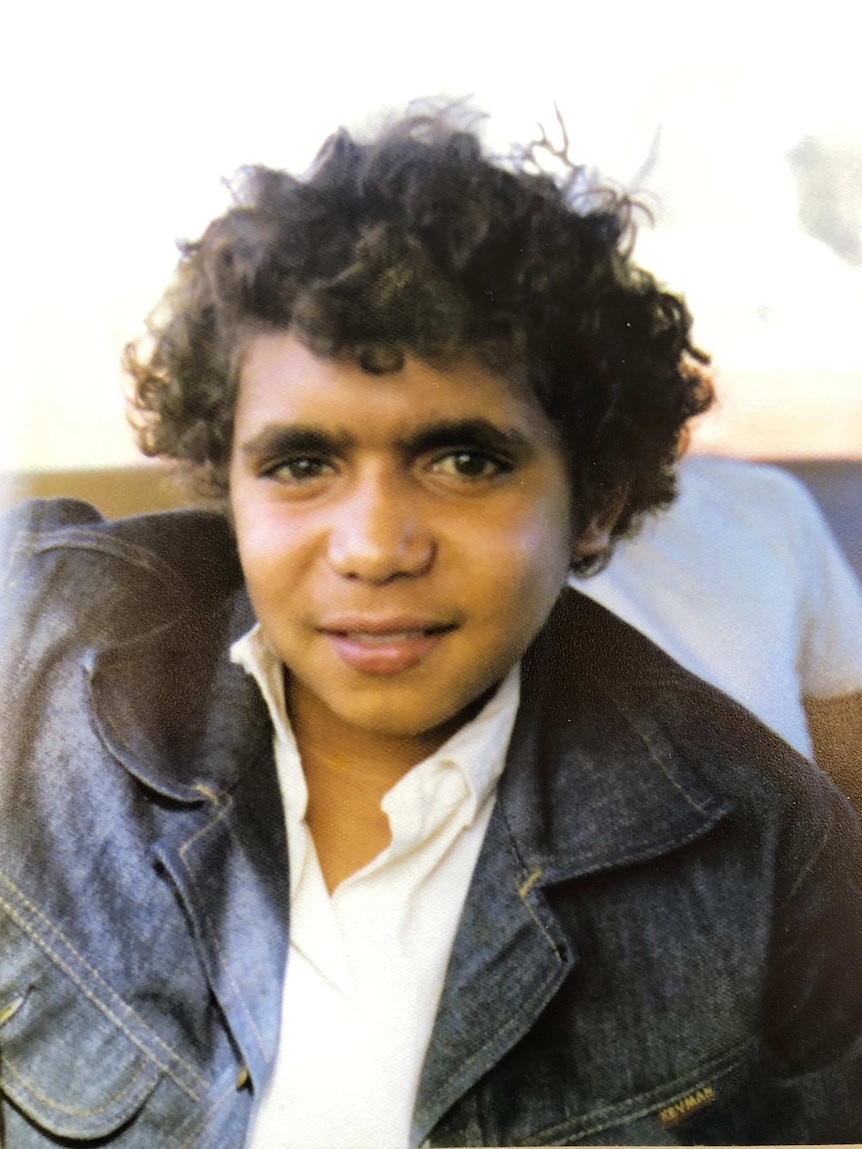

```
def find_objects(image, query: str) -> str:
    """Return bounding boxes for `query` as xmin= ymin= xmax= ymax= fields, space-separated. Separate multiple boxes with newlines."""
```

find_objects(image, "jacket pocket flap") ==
xmin=0 ymin=915 xmax=162 ymax=1139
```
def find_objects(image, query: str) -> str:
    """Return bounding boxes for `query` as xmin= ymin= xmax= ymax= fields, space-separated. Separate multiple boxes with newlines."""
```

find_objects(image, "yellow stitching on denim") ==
xmin=178 ymin=800 xmax=269 ymax=1059
xmin=606 ymin=693 xmax=713 ymax=816
xmin=2 ymin=1050 xmax=154 ymax=1117
xmin=0 ymin=874 xmax=206 ymax=1099
xmin=424 ymin=964 xmax=562 ymax=1122
xmin=518 ymin=867 xmax=543 ymax=899
xmin=176 ymin=1075 xmax=238 ymax=1149
xmin=518 ymin=886 xmax=559 ymax=954
xmin=781 ymin=819 xmax=833 ymax=907
xmin=652 ymin=751 xmax=712 ymax=815
xmin=0 ymin=995 xmax=25 ymax=1026
xmin=0 ymin=902 xmax=201 ymax=1101
xmin=177 ymin=795 xmax=231 ymax=855
xmin=193 ymin=783 xmax=222 ymax=804
xmin=658 ymin=1084 xmax=716 ymax=1126
xmin=528 ymin=1037 xmax=754 ymax=1144
xmin=514 ymin=865 xmax=563 ymax=959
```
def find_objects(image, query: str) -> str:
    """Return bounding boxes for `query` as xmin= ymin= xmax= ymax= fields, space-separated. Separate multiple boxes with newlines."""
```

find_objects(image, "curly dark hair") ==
xmin=125 ymin=107 xmax=712 ymax=574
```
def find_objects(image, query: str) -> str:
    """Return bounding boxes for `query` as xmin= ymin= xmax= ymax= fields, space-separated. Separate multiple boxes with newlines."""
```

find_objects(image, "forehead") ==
xmin=234 ymin=331 xmax=560 ymax=446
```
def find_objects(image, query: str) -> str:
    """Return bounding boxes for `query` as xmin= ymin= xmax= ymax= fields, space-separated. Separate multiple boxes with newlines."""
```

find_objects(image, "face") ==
xmin=229 ymin=331 xmax=573 ymax=759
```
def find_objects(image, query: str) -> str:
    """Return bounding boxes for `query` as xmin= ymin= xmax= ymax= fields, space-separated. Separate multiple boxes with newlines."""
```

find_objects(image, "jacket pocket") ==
xmin=0 ymin=913 xmax=163 ymax=1141
xmin=512 ymin=1039 xmax=759 ymax=1146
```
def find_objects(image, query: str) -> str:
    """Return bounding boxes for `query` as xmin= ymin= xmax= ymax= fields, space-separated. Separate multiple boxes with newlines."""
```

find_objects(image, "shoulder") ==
xmin=677 ymin=456 xmax=834 ymax=541
xmin=593 ymin=457 xmax=828 ymax=587
xmin=589 ymin=456 xmax=859 ymax=736
xmin=679 ymin=454 xmax=814 ymax=501
xmin=547 ymin=588 xmax=852 ymax=831
xmin=0 ymin=497 xmax=242 ymax=656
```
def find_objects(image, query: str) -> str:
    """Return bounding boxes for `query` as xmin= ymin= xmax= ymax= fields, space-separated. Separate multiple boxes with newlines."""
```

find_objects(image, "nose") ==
xmin=327 ymin=471 xmax=435 ymax=583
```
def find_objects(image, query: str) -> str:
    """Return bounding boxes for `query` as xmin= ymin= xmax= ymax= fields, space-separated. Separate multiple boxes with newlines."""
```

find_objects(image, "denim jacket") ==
xmin=2 ymin=497 xmax=862 ymax=1146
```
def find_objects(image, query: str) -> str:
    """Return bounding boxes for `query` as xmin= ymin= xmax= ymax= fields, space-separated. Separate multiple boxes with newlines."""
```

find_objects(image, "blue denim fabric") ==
xmin=2 ymin=498 xmax=862 ymax=1145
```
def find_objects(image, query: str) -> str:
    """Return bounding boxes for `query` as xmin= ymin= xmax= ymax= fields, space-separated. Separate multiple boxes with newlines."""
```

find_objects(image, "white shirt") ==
xmin=576 ymin=456 xmax=862 ymax=757
xmin=232 ymin=626 xmax=520 ymax=1149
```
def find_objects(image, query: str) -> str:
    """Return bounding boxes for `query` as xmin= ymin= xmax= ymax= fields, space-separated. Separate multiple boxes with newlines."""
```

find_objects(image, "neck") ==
xmin=286 ymin=679 xmax=472 ymax=891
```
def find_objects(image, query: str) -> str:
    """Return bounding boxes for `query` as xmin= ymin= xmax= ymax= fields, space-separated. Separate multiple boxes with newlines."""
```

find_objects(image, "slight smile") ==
xmin=318 ymin=618 xmax=457 ymax=675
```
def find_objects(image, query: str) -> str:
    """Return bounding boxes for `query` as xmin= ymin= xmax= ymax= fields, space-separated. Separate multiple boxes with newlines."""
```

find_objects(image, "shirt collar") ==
xmin=230 ymin=624 xmax=520 ymax=847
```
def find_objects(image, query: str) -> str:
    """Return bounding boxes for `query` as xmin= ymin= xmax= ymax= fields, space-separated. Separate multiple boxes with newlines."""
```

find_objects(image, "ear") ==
xmin=572 ymin=519 xmax=614 ymax=562
xmin=571 ymin=489 xmax=626 ymax=563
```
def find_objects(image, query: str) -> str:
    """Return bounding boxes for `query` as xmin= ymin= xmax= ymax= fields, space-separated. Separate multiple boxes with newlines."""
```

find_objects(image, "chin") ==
xmin=350 ymin=683 xmax=498 ymax=742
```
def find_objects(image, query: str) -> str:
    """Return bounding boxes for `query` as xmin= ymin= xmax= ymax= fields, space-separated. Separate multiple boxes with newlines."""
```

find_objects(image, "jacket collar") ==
xmin=85 ymin=587 xmax=288 ymax=1089
xmin=499 ymin=588 xmax=733 ymax=882
xmin=84 ymin=588 xmax=260 ymax=802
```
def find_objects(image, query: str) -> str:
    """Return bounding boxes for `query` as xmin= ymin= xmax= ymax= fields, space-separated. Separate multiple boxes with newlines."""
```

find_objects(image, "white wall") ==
xmin=3 ymin=0 xmax=861 ymax=471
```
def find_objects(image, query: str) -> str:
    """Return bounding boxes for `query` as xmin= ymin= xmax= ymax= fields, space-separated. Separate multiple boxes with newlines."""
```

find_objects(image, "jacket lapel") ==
xmin=412 ymin=590 xmax=734 ymax=1145
xmin=410 ymin=796 xmax=576 ymax=1147
xmin=87 ymin=588 xmax=289 ymax=1090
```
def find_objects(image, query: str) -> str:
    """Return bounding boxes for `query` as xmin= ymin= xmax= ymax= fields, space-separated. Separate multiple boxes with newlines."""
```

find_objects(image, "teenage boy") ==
xmin=1 ymin=110 xmax=862 ymax=1147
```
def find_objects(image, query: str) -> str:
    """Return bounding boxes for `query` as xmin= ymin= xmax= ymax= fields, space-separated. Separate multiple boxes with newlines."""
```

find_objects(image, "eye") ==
xmin=429 ymin=450 xmax=513 ymax=482
xmin=264 ymin=456 xmax=335 ymax=483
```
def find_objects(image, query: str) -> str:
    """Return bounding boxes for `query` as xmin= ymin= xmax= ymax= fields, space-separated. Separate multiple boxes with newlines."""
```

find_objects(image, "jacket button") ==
xmin=236 ymin=1065 xmax=250 ymax=1089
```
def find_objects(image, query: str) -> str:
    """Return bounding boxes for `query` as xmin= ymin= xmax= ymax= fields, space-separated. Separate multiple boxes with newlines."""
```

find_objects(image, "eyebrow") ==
xmin=238 ymin=418 xmax=532 ymax=462
xmin=239 ymin=426 xmax=352 ymax=461
xmin=397 ymin=418 xmax=531 ymax=457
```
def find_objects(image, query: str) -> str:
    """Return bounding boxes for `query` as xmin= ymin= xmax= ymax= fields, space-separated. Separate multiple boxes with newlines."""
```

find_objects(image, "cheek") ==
xmin=475 ymin=510 xmax=571 ymax=632
xmin=232 ymin=504 xmax=313 ymax=611
xmin=503 ymin=490 xmax=573 ymax=583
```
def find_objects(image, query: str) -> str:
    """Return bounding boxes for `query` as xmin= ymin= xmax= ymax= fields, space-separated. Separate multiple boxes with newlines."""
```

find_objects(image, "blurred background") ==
xmin=2 ymin=0 xmax=861 ymax=480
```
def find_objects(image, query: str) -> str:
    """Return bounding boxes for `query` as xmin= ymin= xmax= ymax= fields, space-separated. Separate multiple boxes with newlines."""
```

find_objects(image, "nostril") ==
xmin=328 ymin=519 xmax=436 ymax=582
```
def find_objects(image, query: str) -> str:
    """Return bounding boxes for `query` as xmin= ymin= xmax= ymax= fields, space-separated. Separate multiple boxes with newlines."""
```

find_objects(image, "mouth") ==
xmin=317 ymin=619 xmax=456 ymax=674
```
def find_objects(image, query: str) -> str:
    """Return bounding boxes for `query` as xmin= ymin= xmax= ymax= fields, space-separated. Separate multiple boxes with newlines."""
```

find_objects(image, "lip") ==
xmin=317 ymin=617 xmax=456 ymax=675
